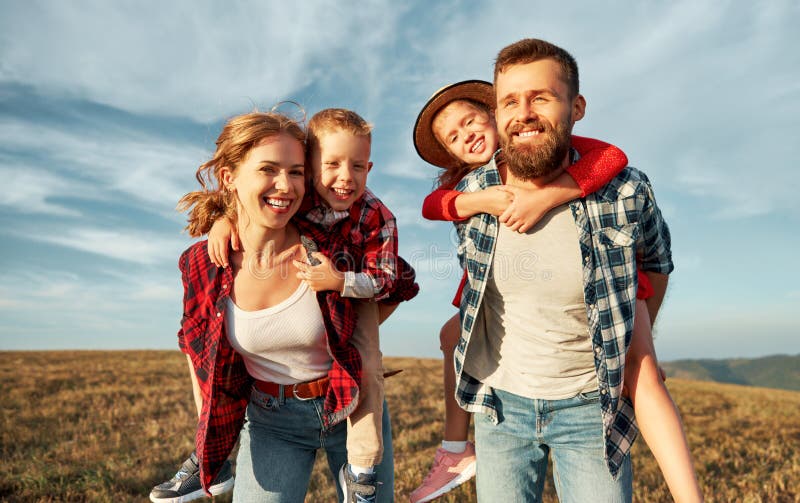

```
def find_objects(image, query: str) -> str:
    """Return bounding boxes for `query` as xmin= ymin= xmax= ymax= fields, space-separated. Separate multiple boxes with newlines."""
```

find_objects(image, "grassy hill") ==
xmin=662 ymin=354 xmax=800 ymax=391
xmin=1 ymin=351 xmax=799 ymax=502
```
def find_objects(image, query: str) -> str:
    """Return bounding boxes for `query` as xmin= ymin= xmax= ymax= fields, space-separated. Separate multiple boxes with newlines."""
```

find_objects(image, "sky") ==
xmin=0 ymin=1 xmax=798 ymax=361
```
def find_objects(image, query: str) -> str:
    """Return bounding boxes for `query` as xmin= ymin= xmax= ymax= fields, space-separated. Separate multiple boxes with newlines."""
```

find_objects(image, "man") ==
xmin=453 ymin=38 xmax=673 ymax=501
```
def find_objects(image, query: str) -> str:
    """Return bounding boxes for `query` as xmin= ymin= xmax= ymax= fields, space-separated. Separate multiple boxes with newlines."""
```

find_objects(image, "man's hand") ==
xmin=293 ymin=252 xmax=345 ymax=293
xmin=207 ymin=218 xmax=239 ymax=268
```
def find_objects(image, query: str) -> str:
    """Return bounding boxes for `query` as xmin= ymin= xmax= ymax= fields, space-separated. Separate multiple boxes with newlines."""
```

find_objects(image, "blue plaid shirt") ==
xmin=453 ymin=153 xmax=673 ymax=478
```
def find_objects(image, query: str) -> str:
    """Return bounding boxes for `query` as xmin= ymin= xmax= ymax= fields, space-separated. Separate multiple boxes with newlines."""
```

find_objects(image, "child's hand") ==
xmin=293 ymin=252 xmax=345 ymax=293
xmin=498 ymin=186 xmax=552 ymax=233
xmin=208 ymin=218 xmax=239 ymax=268
xmin=478 ymin=186 xmax=515 ymax=216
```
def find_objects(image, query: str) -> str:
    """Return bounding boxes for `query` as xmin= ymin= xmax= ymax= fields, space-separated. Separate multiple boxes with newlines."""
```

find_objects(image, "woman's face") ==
xmin=225 ymin=133 xmax=306 ymax=231
xmin=432 ymin=100 xmax=498 ymax=166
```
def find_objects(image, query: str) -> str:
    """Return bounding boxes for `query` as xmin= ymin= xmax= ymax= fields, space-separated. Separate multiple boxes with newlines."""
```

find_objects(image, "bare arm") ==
xmin=644 ymin=271 xmax=669 ymax=325
xmin=453 ymin=186 xmax=514 ymax=219
xmin=377 ymin=302 xmax=399 ymax=324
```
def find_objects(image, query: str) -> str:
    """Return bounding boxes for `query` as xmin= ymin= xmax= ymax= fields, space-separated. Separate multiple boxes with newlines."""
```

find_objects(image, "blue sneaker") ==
xmin=338 ymin=464 xmax=378 ymax=503
xmin=149 ymin=452 xmax=234 ymax=503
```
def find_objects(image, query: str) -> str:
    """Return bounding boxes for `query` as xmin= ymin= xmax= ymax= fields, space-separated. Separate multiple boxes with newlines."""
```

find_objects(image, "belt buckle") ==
xmin=292 ymin=383 xmax=314 ymax=401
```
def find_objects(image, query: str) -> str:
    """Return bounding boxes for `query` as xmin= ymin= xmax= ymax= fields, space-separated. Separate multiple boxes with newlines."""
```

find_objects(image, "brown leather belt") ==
xmin=253 ymin=369 xmax=403 ymax=401
xmin=254 ymin=376 xmax=329 ymax=400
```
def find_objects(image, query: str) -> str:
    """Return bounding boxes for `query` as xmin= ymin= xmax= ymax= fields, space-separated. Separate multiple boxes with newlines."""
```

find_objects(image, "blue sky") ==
xmin=0 ymin=1 xmax=798 ymax=360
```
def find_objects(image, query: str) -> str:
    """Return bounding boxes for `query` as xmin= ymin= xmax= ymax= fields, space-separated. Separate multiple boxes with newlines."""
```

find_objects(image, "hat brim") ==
xmin=413 ymin=80 xmax=495 ymax=169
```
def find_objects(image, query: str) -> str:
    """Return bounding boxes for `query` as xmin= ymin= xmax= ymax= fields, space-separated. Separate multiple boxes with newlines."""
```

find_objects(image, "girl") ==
xmin=174 ymin=111 xmax=393 ymax=502
xmin=410 ymin=80 xmax=702 ymax=503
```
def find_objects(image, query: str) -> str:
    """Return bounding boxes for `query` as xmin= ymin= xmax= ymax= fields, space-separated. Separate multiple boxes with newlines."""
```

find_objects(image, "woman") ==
xmin=176 ymin=111 xmax=393 ymax=502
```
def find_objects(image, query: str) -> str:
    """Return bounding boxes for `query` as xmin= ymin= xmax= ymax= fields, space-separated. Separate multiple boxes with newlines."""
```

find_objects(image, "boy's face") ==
xmin=432 ymin=100 xmax=498 ymax=166
xmin=310 ymin=130 xmax=372 ymax=211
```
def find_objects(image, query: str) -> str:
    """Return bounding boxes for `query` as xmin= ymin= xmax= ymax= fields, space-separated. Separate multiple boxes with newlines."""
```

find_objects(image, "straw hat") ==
xmin=413 ymin=79 xmax=495 ymax=169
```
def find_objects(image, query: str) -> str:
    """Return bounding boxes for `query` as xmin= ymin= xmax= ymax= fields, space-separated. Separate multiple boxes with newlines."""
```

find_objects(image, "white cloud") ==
xmin=1 ymin=164 xmax=89 ymax=217
xmin=0 ymin=1 xmax=410 ymax=123
xmin=21 ymin=226 xmax=188 ymax=265
xmin=0 ymin=266 xmax=182 ymax=349
xmin=0 ymin=116 xmax=207 ymax=218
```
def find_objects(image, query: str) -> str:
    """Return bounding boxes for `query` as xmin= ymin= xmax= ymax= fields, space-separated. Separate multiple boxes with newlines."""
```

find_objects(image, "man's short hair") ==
xmin=494 ymin=38 xmax=580 ymax=99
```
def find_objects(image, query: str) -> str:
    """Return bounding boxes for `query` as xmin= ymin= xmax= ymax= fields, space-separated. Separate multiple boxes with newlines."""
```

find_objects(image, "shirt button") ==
xmin=216 ymin=312 xmax=222 ymax=317
xmin=588 ymin=304 xmax=596 ymax=310
xmin=600 ymin=388 xmax=607 ymax=395
xmin=594 ymin=346 xmax=601 ymax=354
xmin=222 ymin=283 xmax=227 ymax=289
xmin=584 ymin=256 xmax=590 ymax=263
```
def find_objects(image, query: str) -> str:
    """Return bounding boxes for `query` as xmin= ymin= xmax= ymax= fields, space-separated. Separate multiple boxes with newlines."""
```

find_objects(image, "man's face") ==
xmin=310 ymin=130 xmax=372 ymax=211
xmin=495 ymin=59 xmax=585 ymax=180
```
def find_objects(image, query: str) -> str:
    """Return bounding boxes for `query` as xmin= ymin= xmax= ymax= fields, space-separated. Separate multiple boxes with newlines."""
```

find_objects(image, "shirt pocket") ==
xmin=596 ymin=223 xmax=639 ymax=248
xmin=594 ymin=223 xmax=639 ymax=291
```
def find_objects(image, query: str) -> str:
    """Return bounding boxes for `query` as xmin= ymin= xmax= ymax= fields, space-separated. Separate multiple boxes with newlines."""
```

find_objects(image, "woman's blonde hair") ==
xmin=177 ymin=111 xmax=306 ymax=237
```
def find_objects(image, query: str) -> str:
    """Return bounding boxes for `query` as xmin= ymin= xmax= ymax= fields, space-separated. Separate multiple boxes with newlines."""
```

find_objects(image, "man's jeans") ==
xmin=234 ymin=387 xmax=394 ymax=502
xmin=474 ymin=388 xmax=632 ymax=502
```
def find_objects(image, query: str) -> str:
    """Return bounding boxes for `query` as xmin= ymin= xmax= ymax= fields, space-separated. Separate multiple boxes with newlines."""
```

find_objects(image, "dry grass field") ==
xmin=1 ymin=351 xmax=799 ymax=502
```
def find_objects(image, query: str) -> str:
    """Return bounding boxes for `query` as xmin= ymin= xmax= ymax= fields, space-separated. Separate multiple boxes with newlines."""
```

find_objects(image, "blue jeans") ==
xmin=234 ymin=386 xmax=394 ymax=502
xmin=473 ymin=388 xmax=632 ymax=502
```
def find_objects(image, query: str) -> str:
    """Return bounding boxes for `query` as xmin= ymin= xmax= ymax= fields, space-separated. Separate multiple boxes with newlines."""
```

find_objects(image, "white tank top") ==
xmin=225 ymin=281 xmax=331 ymax=384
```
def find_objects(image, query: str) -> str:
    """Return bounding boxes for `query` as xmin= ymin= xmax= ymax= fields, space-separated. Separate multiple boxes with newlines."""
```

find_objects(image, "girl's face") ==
xmin=432 ymin=100 xmax=499 ymax=166
xmin=223 ymin=133 xmax=306 ymax=231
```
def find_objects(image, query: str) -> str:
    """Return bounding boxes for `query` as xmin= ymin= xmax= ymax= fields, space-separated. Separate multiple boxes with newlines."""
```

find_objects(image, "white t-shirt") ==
xmin=464 ymin=203 xmax=597 ymax=399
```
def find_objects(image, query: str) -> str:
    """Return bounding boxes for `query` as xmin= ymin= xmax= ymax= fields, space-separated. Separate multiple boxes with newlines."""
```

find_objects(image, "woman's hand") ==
xmin=293 ymin=252 xmax=345 ymax=293
xmin=207 ymin=218 xmax=239 ymax=267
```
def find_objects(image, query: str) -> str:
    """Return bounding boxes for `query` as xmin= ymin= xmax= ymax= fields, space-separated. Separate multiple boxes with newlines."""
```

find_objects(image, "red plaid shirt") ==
xmin=177 ymin=219 xmax=365 ymax=491
xmin=304 ymin=188 xmax=419 ymax=303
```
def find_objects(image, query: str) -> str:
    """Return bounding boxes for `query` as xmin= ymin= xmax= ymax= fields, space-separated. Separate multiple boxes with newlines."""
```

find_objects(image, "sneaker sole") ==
xmin=149 ymin=476 xmax=235 ymax=503
xmin=338 ymin=467 xmax=347 ymax=502
xmin=413 ymin=460 xmax=476 ymax=503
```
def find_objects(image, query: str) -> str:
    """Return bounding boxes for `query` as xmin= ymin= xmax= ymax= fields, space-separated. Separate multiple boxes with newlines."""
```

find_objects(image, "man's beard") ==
xmin=501 ymin=120 xmax=572 ymax=180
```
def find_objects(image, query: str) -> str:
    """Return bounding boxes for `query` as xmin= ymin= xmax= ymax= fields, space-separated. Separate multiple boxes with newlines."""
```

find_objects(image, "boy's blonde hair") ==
xmin=307 ymin=108 xmax=372 ymax=152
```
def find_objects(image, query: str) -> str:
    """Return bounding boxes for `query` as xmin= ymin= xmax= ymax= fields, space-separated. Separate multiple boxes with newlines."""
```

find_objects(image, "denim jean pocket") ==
xmin=578 ymin=389 xmax=601 ymax=402
xmin=250 ymin=386 xmax=281 ymax=411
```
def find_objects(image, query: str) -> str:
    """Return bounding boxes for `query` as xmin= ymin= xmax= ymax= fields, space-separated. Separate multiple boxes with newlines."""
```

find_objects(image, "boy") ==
xmin=294 ymin=108 xmax=418 ymax=503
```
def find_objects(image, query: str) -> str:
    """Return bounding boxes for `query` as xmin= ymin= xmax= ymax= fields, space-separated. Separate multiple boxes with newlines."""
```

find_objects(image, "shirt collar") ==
xmin=304 ymin=191 xmax=350 ymax=227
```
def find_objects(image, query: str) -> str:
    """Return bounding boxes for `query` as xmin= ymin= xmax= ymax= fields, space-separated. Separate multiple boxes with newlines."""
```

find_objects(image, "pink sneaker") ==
xmin=409 ymin=441 xmax=476 ymax=503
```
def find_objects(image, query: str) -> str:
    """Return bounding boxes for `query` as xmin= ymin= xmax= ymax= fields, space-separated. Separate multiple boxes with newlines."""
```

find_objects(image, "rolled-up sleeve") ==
xmin=636 ymin=173 xmax=674 ymax=275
